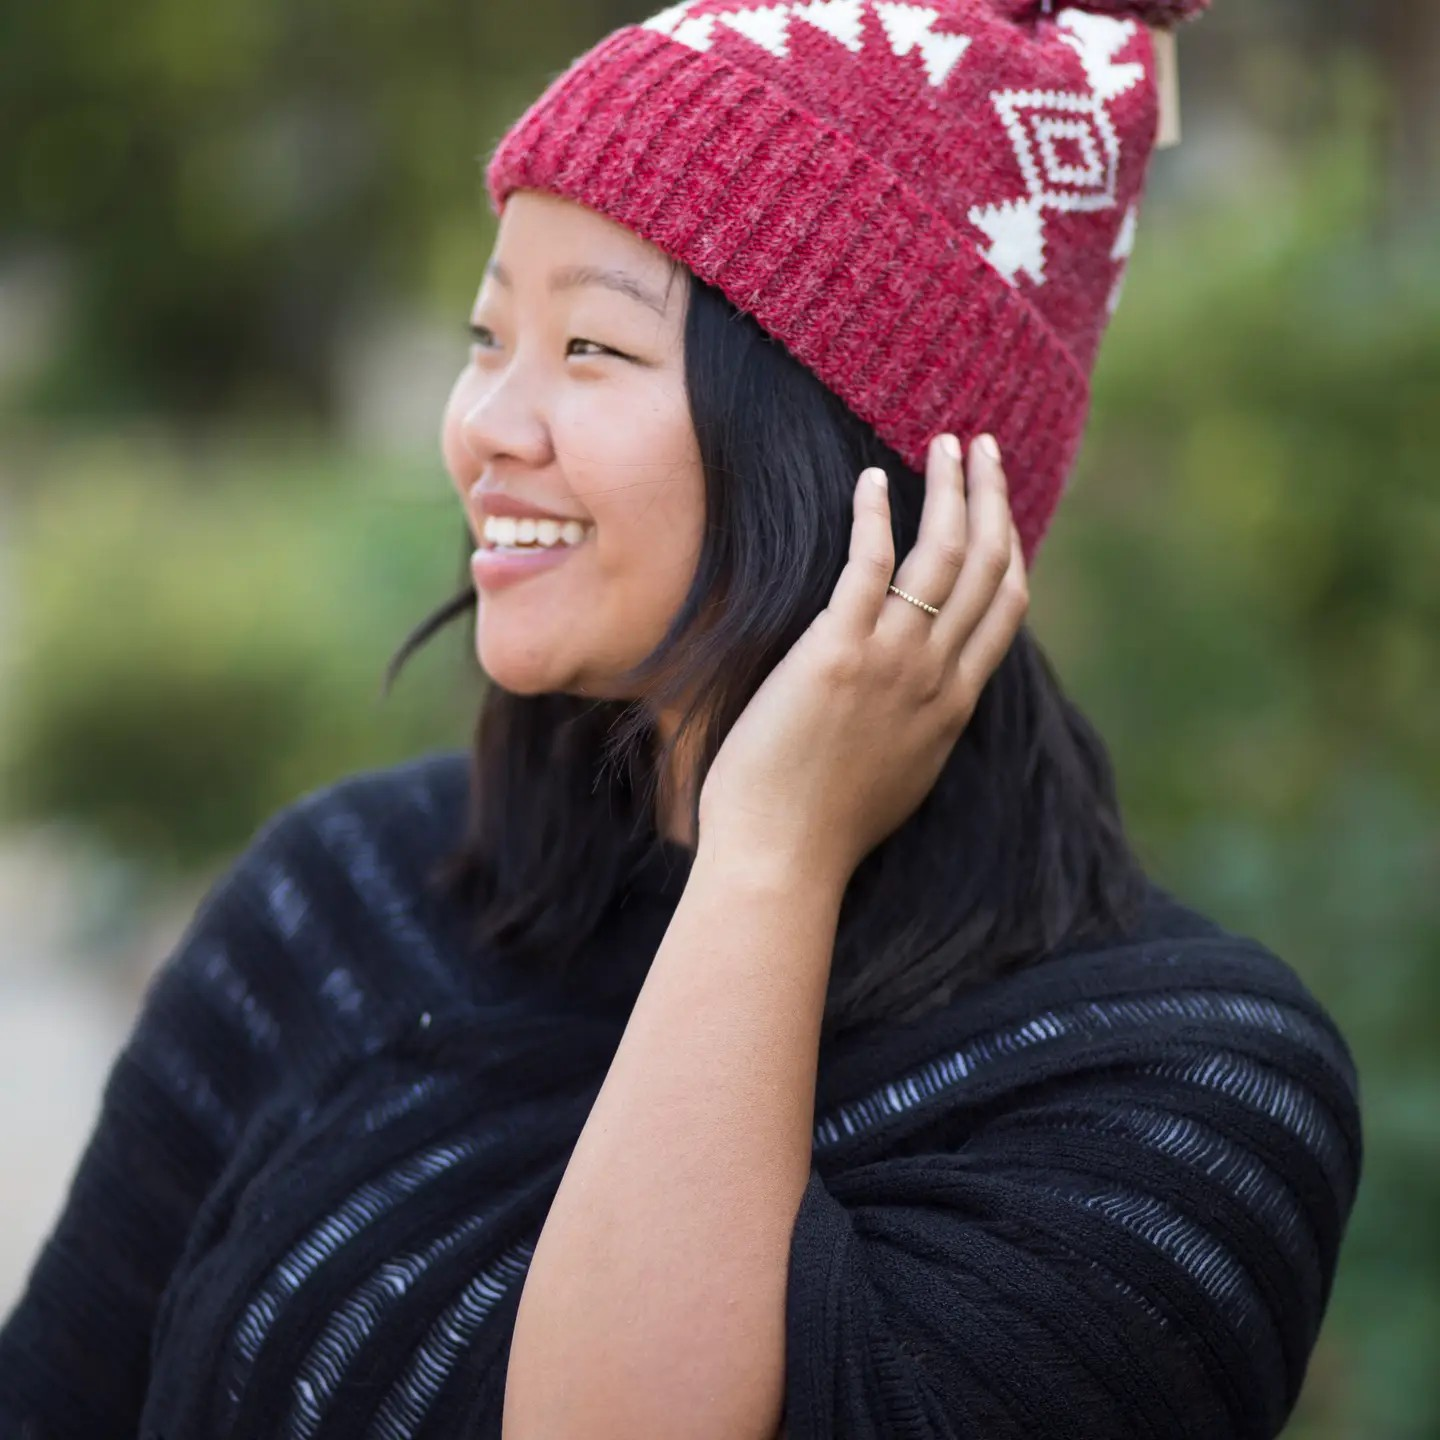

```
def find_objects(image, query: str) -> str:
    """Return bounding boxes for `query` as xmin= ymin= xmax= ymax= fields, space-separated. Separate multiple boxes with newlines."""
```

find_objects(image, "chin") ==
xmin=479 ymin=665 xmax=564 ymax=698
xmin=476 ymin=622 xmax=646 ymax=703
xmin=476 ymin=633 xmax=563 ymax=697
xmin=477 ymin=637 xmax=616 ymax=701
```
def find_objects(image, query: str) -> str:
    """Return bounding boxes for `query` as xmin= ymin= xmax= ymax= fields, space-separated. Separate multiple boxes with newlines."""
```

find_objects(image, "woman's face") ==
xmin=441 ymin=189 xmax=705 ymax=700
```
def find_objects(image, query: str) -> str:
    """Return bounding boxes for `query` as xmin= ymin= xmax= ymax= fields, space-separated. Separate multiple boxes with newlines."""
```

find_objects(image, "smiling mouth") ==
xmin=479 ymin=517 xmax=594 ymax=551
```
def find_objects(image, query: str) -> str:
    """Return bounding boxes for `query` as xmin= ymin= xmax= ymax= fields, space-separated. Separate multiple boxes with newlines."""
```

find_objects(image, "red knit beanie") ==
xmin=486 ymin=0 xmax=1210 ymax=569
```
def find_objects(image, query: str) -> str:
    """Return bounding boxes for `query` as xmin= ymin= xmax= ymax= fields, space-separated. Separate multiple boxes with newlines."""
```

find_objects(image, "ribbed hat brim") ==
xmin=488 ymin=25 xmax=1095 ymax=569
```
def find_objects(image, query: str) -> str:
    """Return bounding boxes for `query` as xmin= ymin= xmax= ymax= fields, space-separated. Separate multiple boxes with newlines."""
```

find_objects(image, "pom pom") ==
xmin=993 ymin=0 xmax=1211 ymax=26
xmin=1066 ymin=0 xmax=1211 ymax=26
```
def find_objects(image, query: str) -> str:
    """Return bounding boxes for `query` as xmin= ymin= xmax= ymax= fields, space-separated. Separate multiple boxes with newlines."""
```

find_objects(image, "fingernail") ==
xmin=869 ymin=468 xmax=888 ymax=489
xmin=979 ymin=434 xmax=1002 ymax=463
xmin=940 ymin=434 xmax=961 ymax=461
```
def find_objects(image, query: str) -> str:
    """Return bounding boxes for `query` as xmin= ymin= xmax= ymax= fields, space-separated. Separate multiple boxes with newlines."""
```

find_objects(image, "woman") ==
xmin=0 ymin=1 xmax=1362 ymax=1436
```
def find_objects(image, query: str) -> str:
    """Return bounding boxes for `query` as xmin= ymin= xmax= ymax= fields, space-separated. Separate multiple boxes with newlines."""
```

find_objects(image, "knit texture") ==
xmin=0 ymin=751 xmax=1362 ymax=1438
xmin=486 ymin=0 xmax=1208 ymax=569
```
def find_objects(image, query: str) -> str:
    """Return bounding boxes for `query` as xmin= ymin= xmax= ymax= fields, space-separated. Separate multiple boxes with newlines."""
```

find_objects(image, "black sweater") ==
xmin=0 ymin=750 xmax=1363 ymax=1439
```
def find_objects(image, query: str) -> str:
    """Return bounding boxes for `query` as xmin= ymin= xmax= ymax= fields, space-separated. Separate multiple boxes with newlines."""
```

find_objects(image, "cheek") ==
xmin=572 ymin=419 xmax=704 ymax=591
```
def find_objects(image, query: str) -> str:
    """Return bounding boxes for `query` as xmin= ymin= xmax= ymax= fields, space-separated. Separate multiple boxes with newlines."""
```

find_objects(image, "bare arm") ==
xmin=500 ymin=847 xmax=845 ymax=1440
xmin=500 ymin=437 xmax=1024 ymax=1437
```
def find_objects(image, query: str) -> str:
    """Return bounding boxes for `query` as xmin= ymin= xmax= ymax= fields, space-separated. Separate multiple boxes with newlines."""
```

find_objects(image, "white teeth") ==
xmin=483 ymin=515 xmax=591 ymax=549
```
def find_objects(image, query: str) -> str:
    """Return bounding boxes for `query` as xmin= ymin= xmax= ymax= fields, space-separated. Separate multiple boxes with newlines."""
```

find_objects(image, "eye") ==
xmin=568 ymin=337 xmax=626 ymax=360
xmin=467 ymin=323 xmax=626 ymax=360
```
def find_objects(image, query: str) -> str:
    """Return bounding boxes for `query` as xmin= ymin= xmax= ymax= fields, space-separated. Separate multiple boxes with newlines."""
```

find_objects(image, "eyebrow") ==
xmin=485 ymin=259 xmax=669 ymax=316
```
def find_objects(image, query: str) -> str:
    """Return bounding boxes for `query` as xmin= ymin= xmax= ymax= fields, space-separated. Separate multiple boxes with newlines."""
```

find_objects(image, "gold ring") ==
xmin=887 ymin=584 xmax=940 ymax=616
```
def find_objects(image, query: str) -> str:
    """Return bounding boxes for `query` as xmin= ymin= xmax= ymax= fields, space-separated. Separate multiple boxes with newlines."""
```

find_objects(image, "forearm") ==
xmin=501 ymin=846 xmax=846 ymax=1440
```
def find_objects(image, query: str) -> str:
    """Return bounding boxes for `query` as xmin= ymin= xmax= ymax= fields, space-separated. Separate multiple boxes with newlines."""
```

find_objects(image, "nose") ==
xmin=456 ymin=370 xmax=550 ymax=470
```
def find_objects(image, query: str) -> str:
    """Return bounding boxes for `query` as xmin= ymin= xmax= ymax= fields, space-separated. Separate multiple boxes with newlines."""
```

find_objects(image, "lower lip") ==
xmin=470 ymin=537 xmax=588 ymax=591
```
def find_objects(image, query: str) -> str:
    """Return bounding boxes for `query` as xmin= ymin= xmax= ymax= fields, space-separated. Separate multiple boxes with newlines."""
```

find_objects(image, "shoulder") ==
xmin=1088 ymin=880 xmax=1359 ymax=1084
xmin=256 ymin=747 xmax=471 ymax=870
xmin=202 ymin=748 xmax=472 ymax=937
xmin=1003 ymin=878 xmax=1358 ymax=1072
xmin=817 ymin=878 xmax=1362 ymax=1187
xmin=131 ymin=749 xmax=475 ymax=1103
xmin=1061 ymin=886 xmax=1362 ymax=1138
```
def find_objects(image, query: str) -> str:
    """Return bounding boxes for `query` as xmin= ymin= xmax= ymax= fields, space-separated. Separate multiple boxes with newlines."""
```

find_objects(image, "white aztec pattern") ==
xmin=643 ymin=0 xmax=973 ymax=88
xmin=1107 ymin=199 xmax=1139 ymax=314
xmin=968 ymin=9 xmax=1144 ymax=287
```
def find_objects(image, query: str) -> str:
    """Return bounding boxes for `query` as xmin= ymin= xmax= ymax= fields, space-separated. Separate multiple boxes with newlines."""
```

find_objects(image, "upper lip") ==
xmin=473 ymin=489 xmax=588 ymax=524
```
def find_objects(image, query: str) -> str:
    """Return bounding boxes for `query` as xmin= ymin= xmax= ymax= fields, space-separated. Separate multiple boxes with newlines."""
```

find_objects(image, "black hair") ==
xmin=384 ymin=261 xmax=1151 ymax=1044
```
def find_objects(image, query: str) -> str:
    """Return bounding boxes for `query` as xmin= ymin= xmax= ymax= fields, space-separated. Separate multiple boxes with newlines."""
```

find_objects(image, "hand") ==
xmin=695 ymin=432 xmax=1028 ymax=888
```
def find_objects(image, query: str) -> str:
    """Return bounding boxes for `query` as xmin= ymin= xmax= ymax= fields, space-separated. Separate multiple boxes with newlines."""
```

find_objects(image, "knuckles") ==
xmin=914 ymin=655 xmax=951 ymax=707
xmin=933 ymin=538 xmax=968 ymax=571
xmin=813 ymin=634 xmax=865 ymax=687
xmin=977 ymin=537 xmax=1011 ymax=587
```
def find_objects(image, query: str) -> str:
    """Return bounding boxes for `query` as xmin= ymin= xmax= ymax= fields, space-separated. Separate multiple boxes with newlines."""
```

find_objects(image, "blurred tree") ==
xmin=1366 ymin=0 xmax=1440 ymax=218
xmin=6 ymin=0 xmax=1434 ymax=434
xmin=0 ymin=0 xmax=605 ymax=428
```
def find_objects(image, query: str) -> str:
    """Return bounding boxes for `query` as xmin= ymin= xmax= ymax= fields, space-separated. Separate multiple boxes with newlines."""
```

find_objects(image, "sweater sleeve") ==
xmin=781 ymin=950 xmax=1363 ymax=1440
xmin=0 ymin=799 xmax=361 ymax=1440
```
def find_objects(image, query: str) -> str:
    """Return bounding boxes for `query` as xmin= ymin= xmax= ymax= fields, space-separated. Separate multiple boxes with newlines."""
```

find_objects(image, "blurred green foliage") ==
xmin=1 ymin=0 xmax=614 ymax=423
xmin=1041 ymin=104 xmax=1439 ymax=1439
xmin=1 ymin=5 xmax=1436 ymax=1436
xmin=0 ymin=436 xmax=476 ymax=876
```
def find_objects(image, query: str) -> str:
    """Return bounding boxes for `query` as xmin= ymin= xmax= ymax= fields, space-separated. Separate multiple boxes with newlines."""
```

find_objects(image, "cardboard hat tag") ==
xmin=1148 ymin=26 xmax=1181 ymax=149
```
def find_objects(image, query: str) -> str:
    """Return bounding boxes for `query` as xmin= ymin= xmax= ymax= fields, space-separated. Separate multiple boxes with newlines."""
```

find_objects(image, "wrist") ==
xmin=691 ymin=819 xmax=853 ymax=904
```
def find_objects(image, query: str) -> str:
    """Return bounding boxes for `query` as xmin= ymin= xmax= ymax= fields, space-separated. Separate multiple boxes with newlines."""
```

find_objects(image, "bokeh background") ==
xmin=1 ymin=1 xmax=1436 ymax=1433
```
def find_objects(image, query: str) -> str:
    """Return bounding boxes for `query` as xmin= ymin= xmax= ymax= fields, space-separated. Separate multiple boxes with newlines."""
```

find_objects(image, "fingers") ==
xmin=949 ymin=508 xmax=1029 ymax=711
xmin=826 ymin=467 xmax=897 ymax=632
xmin=824 ymin=434 xmax=1025 ymax=654
xmin=885 ymin=432 xmax=969 ymax=628
xmin=931 ymin=434 xmax=1017 ymax=654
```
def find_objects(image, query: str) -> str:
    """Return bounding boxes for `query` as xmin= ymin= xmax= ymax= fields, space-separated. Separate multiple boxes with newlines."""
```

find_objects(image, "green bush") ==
xmin=1030 ymin=118 xmax=1439 ymax=1440
xmin=1 ymin=430 xmax=477 ymax=876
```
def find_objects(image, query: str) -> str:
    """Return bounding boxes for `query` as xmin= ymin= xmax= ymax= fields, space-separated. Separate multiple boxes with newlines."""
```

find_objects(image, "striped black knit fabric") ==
xmin=0 ymin=750 xmax=1363 ymax=1439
